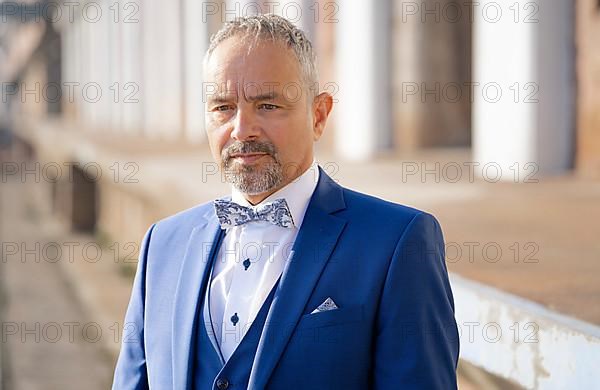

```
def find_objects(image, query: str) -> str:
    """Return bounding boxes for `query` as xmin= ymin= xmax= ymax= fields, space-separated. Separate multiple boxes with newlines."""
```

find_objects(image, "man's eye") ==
xmin=259 ymin=103 xmax=278 ymax=110
xmin=213 ymin=105 xmax=232 ymax=112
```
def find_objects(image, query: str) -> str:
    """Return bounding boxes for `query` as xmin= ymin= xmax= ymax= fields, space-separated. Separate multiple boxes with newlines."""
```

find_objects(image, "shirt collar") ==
xmin=231 ymin=158 xmax=320 ymax=228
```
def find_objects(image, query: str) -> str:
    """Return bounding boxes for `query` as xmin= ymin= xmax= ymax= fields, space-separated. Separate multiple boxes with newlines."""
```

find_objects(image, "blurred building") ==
xmin=2 ymin=1 xmax=600 ymax=388
xmin=0 ymin=0 xmax=597 ymax=240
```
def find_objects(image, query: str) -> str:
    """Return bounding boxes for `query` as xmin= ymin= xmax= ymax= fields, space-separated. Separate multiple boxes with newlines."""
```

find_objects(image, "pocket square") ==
xmin=310 ymin=297 xmax=339 ymax=314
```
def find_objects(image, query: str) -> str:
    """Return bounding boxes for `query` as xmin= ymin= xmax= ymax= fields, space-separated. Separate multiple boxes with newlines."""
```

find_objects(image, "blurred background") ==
xmin=1 ymin=0 xmax=599 ymax=389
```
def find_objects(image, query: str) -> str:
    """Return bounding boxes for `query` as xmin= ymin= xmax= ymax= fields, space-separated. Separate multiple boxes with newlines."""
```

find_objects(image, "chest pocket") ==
xmin=295 ymin=304 xmax=364 ymax=330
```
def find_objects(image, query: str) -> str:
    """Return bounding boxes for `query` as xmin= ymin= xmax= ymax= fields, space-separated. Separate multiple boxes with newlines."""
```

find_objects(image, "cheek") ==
xmin=272 ymin=139 xmax=304 ymax=164
xmin=207 ymin=125 xmax=229 ymax=152
xmin=205 ymin=136 xmax=224 ymax=163
xmin=275 ymin=126 xmax=310 ymax=149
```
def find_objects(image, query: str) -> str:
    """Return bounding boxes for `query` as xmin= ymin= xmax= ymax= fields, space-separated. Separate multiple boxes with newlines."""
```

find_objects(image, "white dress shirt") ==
xmin=207 ymin=159 xmax=320 ymax=362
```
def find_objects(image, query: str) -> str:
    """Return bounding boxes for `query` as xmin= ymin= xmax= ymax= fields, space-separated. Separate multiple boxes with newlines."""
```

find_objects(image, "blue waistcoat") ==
xmin=192 ymin=230 xmax=281 ymax=390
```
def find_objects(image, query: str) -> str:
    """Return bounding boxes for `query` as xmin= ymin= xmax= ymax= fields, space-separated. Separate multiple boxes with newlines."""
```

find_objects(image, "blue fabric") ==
xmin=190 ymin=229 xmax=225 ymax=389
xmin=112 ymin=166 xmax=460 ymax=389
xmin=193 ymin=271 xmax=281 ymax=390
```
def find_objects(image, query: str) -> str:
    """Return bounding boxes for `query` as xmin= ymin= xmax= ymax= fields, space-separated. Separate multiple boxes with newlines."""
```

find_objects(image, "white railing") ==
xmin=451 ymin=273 xmax=600 ymax=389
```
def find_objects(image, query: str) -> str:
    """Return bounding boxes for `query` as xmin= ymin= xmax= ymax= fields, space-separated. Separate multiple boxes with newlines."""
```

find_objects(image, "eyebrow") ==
xmin=244 ymin=92 xmax=280 ymax=102
xmin=206 ymin=94 xmax=232 ymax=105
xmin=207 ymin=92 xmax=280 ymax=105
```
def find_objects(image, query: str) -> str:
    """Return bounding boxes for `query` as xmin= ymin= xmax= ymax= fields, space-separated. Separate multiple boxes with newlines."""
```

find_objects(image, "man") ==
xmin=113 ymin=14 xmax=459 ymax=389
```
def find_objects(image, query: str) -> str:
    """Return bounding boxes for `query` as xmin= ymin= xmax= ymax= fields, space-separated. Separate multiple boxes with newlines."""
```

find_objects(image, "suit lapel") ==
xmin=248 ymin=167 xmax=347 ymax=388
xmin=172 ymin=207 xmax=224 ymax=390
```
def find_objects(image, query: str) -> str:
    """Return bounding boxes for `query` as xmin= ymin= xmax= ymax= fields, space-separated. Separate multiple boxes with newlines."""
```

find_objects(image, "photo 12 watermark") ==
xmin=201 ymin=1 xmax=339 ymax=24
xmin=398 ymin=1 xmax=539 ymax=24
xmin=1 ymin=161 xmax=139 ymax=184
xmin=0 ymin=1 xmax=140 ymax=24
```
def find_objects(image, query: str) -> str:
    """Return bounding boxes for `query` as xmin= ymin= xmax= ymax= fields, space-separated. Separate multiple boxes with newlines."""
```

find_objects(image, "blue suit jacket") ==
xmin=112 ymin=166 xmax=459 ymax=389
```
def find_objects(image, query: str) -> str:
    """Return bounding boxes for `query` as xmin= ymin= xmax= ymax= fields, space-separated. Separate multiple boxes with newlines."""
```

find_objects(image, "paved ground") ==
xmin=0 ymin=178 xmax=113 ymax=390
xmin=433 ymin=177 xmax=600 ymax=325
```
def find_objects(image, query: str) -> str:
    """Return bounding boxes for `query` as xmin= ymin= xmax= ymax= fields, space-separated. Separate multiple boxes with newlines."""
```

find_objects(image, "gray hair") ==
xmin=204 ymin=14 xmax=318 ymax=98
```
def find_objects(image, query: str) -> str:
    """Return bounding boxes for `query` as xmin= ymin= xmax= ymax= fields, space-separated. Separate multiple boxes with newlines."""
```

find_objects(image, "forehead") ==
xmin=204 ymin=37 xmax=303 ymax=96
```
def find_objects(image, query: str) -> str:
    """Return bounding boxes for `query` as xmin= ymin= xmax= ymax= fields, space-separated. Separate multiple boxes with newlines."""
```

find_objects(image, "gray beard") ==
xmin=223 ymin=158 xmax=284 ymax=195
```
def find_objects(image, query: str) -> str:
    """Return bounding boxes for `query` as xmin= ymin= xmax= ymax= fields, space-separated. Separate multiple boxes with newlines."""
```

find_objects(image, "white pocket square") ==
xmin=310 ymin=297 xmax=339 ymax=314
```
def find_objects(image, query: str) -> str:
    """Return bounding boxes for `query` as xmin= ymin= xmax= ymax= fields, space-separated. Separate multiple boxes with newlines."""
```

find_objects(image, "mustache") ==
xmin=222 ymin=141 xmax=276 ymax=161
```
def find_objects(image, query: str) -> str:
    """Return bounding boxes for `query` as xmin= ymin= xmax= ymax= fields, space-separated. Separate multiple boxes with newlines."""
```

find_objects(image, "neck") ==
xmin=244 ymin=187 xmax=282 ymax=206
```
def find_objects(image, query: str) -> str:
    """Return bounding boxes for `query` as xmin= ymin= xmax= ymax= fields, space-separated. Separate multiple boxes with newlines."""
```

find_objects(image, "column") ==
xmin=334 ymin=0 xmax=392 ymax=160
xmin=473 ymin=0 xmax=574 ymax=178
xmin=119 ymin=0 xmax=144 ymax=135
xmin=88 ymin=0 xmax=111 ymax=129
xmin=181 ymin=0 xmax=210 ymax=143
xmin=393 ymin=0 xmax=472 ymax=151
xmin=142 ymin=0 xmax=182 ymax=140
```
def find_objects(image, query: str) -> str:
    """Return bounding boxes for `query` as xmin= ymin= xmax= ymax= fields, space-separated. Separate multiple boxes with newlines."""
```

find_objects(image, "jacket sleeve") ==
xmin=372 ymin=212 xmax=460 ymax=389
xmin=112 ymin=224 xmax=156 ymax=390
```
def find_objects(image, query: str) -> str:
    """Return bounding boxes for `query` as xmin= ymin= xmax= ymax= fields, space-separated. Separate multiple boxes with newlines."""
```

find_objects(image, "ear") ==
xmin=312 ymin=92 xmax=333 ymax=141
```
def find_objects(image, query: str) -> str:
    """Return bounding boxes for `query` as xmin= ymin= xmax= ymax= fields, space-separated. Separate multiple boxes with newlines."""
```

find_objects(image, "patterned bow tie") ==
xmin=214 ymin=198 xmax=295 ymax=229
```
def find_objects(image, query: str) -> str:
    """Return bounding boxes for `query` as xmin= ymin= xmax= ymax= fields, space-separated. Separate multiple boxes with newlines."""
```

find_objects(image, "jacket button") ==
xmin=216 ymin=378 xmax=229 ymax=390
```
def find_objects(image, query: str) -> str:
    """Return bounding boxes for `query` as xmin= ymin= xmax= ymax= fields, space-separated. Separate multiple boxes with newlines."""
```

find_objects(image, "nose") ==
xmin=230 ymin=106 xmax=260 ymax=141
